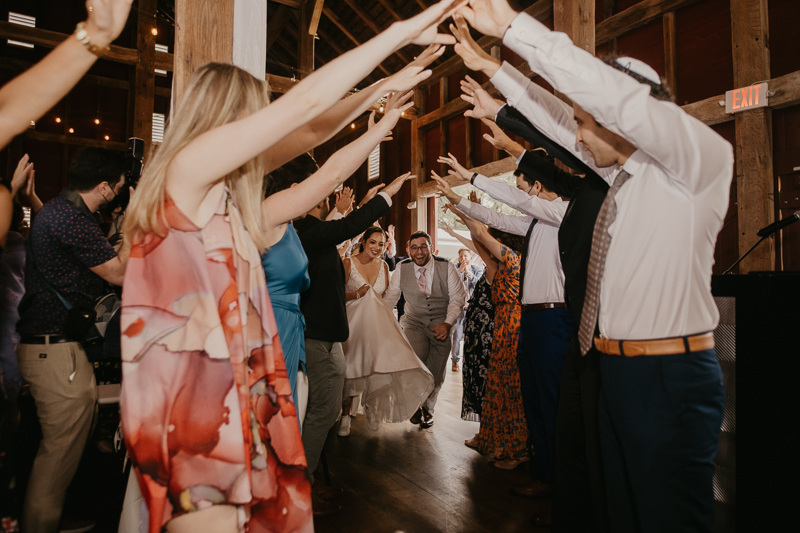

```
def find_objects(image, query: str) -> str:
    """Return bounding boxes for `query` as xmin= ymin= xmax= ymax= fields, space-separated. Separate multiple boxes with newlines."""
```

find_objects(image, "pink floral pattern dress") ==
xmin=119 ymin=191 xmax=313 ymax=533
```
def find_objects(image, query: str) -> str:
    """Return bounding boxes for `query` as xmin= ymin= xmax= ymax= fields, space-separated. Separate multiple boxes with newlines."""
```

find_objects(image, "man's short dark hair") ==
xmin=488 ymin=227 xmax=525 ymax=254
xmin=602 ymin=55 xmax=675 ymax=102
xmin=67 ymin=148 xmax=126 ymax=192
xmin=408 ymin=231 xmax=432 ymax=244
xmin=264 ymin=152 xmax=319 ymax=198
xmin=513 ymin=169 xmax=552 ymax=193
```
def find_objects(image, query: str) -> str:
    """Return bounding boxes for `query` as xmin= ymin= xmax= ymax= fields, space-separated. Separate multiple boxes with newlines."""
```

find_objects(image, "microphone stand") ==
xmin=723 ymin=235 xmax=769 ymax=275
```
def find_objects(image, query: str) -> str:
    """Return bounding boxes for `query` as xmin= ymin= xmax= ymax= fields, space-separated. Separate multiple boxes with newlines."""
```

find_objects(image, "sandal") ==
xmin=494 ymin=457 xmax=530 ymax=470
xmin=464 ymin=434 xmax=480 ymax=449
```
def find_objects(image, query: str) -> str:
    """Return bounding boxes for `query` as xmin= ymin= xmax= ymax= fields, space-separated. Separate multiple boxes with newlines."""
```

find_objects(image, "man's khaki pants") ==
xmin=17 ymin=339 xmax=97 ymax=533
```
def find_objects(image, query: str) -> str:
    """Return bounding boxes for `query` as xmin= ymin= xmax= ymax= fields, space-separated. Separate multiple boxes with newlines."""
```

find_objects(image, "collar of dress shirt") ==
xmin=621 ymin=149 xmax=646 ymax=178
xmin=413 ymin=257 xmax=434 ymax=275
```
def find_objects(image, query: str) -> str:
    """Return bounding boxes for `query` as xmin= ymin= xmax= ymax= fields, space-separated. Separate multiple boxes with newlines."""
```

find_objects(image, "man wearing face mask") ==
xmin=433 ymin=152 xmax=572 ymax=501
xmin=16 ymin=147 xmax=130 ymax=533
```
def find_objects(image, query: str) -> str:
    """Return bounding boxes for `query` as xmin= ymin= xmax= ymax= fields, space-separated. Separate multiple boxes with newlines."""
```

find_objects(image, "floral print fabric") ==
xmin=460 ymin=274 xmax=494 ymax=422
xmin=119 ymin=192 xmax=312 ymax=533
xmin=476 ymin=246 xmax=528 ymax=461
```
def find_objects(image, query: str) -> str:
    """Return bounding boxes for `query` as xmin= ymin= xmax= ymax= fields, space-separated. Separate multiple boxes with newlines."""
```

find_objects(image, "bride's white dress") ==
xmin=342 ymin=261 xmax=434 ymax=429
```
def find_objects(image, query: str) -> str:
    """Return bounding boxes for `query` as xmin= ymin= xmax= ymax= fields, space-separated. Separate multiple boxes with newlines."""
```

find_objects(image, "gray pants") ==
xmin=400 ymin=316 xmax=451 ymax=413
xmin=17 ymin=340 xmax=97 ymax=533
xmin=301 ymin=339 xmax=346 ymax=482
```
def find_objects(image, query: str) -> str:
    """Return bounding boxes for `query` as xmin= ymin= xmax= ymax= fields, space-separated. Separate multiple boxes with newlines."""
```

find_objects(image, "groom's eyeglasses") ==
xmin=410 ymin=245 xmax=429 ymax=252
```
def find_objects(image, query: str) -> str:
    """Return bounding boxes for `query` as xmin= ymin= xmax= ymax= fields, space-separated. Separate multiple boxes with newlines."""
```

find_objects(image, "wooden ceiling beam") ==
xmin=271 ymin=0 xmax=301 ymax=9
xmin=0 ymin=21 xmax=175 ymax=72
xmin=308 ymin=0 xmax=326 ymax=36
xmin=376 ymin=0 xmax=404 ymax=22
xmin=417 ymin=157 xmax=517 ymax=197
xmin=24 ymin=129 xmax=127 ymax=151
xmin=596 ymin=0 xmax=701 ymax=46
xmin=321 ymin=6 xmax=393 ymax=76
xmin=267 ymin=5 xmax=293 ymax=49
xmin=341 ymin=0 xmax=412 ymax=64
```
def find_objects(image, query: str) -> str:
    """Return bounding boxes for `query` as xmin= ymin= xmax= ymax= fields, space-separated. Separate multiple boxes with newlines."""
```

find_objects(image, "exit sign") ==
xmin=725 ymin=83 xmax=768 ymax=114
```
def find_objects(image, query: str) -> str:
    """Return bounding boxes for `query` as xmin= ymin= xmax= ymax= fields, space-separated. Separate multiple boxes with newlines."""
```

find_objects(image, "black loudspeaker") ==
xmin=711 ymin=272 xmax=800 ymax=533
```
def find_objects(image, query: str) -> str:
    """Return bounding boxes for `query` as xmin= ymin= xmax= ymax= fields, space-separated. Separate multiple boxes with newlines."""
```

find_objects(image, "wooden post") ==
xmin=604 ymin=0 xmax=618 ymax=55
xmin=465 ymin=116 xmax=474 ymax=168
xmin=491 ymin=46 xmax=502 ymax=161
xmin=173 ymin=0 xmax=235 ymax=107
xmin=554 ymin=0 xmax=595 ymax=56
xmin=439 ymin=77 xmax=449 ymax=176
xmin=299 ymin=0 xmax=315 ymax=78
xmin=233 ymin=0 xmax=267 ymax=80
xmin=663 ymin=11 xmax=678 ymax=98
xmin=132 ymin=0 xmax=156 ymax=153
xmin=731 ymin=0 xmax=774 ymax=272
xmin=410 ymin=89 xmax=427 ymax=233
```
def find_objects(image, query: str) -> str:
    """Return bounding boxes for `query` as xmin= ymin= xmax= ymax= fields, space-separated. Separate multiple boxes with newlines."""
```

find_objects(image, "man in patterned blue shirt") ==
xmin=16 ymin=148 xmax=130 ymax=533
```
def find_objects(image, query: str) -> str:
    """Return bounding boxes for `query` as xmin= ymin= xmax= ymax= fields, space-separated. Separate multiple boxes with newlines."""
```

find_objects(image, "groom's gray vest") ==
xmin=399 ymin=257 xmax=450 ymax=327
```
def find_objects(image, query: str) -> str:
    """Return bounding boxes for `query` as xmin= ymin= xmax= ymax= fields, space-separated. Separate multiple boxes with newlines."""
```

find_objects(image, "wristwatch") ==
xmin=470 ymin=173 xmax=478 ymax=185
xmin=75 ymin=22 xmax=110 ymax=58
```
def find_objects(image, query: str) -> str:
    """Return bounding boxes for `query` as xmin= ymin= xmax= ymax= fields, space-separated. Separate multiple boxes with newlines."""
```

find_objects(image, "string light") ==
xmin=68 ymin=128 xmax=74 ymax=133
xmin=350 ymin=123 xmax=356 ymax=129
xmin=104 ymin=135 xmax=110 ymax=140
xmin=55 ymin=117 xmax=61 ymax=123
xmin=379 ymin=106 xmax=384 ymax=113
xmin=94 ymin=118 xmax=100 ymax=125
xmin=151 ymin=27 xmax=158 ymax=36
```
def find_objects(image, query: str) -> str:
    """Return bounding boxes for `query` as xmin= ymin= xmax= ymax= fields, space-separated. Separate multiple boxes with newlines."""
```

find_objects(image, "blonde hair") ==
xmin=124 ymin=63 xmax=271 ymax=251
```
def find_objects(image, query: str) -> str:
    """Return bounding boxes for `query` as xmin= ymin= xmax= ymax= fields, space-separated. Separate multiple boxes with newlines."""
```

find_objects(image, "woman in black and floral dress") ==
xmin=461 ymin=273 xmax=495 ymax=421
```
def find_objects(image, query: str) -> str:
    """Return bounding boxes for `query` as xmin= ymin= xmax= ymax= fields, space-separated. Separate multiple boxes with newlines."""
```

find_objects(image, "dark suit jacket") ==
xmin=294 ymin=195 xmax=391 ymax=342
xmin=497 ymin=105 xmax=609 ymax=326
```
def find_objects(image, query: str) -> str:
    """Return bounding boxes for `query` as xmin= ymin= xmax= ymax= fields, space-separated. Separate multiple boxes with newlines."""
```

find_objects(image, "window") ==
xmin=152 ymin=113 xmax=165 ymax=143
xmin=367 ymin=145 xmax=380 ymax=181
xmin=155 ymin=44 xmax=169 ymax=76
xmin=8 ymin=13 xmax=35 ymax=49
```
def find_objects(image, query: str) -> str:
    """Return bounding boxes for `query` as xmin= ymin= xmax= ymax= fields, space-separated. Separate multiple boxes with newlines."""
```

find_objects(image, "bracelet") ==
xmin=74 ymin=22 xmax=110 ymax=58
xmin=356 ymin=291 xmax=362 ymax=300
xmin=470 ymin=173 xmax=478 ymax=185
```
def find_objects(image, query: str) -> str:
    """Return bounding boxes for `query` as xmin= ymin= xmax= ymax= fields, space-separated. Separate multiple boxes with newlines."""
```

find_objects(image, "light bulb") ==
xmin=69 ymin=128 xmax=74 ymax=133
xmin=104 ymin=135 xmax=110 ymax=140
xmin=151 ymin=27 xmax=158 ymax=36
xmin=55 ymin=117 xmax=61 ymax=123
xmin=94 ymin=118 xmax=100 ymax=125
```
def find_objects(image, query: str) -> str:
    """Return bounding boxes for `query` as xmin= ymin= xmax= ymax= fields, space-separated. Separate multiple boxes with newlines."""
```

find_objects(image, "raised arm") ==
xmin=443 ymin=224 xmax=478 ymax=255
xmin=0 ymin=0 xmax=133 ymax=150
xmin=168 ymin=0 xmax=464 ymax=195
xmin=262 ymin=44 xmax=445 ymax=172
xmin=262 ymin=91 xmax=412 ymax=232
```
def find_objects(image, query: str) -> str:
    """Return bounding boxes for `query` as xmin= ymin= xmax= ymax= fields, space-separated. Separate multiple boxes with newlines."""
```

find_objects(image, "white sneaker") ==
xmin=338 ymin=415 xmax=351 ymax=436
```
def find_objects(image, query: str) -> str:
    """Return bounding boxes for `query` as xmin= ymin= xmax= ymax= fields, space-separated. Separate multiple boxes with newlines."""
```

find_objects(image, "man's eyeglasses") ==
xmin=410 ymin=244 xmax=429 ymax=252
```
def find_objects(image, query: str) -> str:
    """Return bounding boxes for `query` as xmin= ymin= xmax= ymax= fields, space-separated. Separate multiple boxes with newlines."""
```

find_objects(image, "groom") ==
xmin=383 ymin=231 xmax=466 ymax=428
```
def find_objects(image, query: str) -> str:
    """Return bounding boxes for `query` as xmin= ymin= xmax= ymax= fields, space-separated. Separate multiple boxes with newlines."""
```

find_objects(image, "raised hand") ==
xmin=437 ymin=152 xmax=471 ymax=182
xmin=430 ymin=170 xmax=462 ymax=204
xmin=456 ymin=0 xmax=518 ymax=40
xmin=359 ymin=183 xmax=386 ymax=207
xmin=383 ymin=45 xmax=445 ymax=94
xmin=382 ymin=172 xmax=416 ymax=198
xmin=11 ymin=154 xmax=33 ymax=195
xmin=481 ymin=118 xmax=525 ymax=158
xmin=401 ymin=0 xmax=469 ymax=46
xmin=335 ymin=186 xmax=355 ymax=214
xmin=85 ymin=0 xmax=135 ymax=47
xmin=368 ymin=111 xmax=394 ymax=142
xmin=450 ymin=14 xmax=502 ymax=76
xmin=468 ymin=190 xmax=482 ymax=204
xmin=461 ymin=76 xmax=504 ymax=121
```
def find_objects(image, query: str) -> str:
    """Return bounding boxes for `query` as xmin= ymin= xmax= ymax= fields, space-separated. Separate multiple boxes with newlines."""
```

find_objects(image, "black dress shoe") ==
xmin=409 ymin=408 xmax=422 ymax=425
xmin=420 ymin=408 xmax=434 ymax=428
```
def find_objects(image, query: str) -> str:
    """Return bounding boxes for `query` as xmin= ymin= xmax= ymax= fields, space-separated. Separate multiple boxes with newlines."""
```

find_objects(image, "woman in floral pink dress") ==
xmin=119 ymin=4 xmax=462 ymax=532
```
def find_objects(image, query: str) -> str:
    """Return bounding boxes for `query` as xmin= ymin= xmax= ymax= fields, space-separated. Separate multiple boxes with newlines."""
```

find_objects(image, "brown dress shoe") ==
xmin=452 ymin=361 xmax=459 ymax=372
xmin=420 ymin=408 xmax=434 ymax=428
xmin=312 ymin=492 xmax=341 ymax=516
xmin=510 ymin=480 xmax=552 ymax=499
xmin=409 ymin=408 xmax=423 ymax=425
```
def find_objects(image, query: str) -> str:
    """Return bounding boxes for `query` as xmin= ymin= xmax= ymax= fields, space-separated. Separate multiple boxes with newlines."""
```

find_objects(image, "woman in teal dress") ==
xmin=261 ymin=222 xmax=310 ymax=407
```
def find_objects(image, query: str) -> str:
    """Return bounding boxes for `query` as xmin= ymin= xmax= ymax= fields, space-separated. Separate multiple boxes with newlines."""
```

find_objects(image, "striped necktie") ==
xmin=578 ymin=169 xmax=632 ymax=355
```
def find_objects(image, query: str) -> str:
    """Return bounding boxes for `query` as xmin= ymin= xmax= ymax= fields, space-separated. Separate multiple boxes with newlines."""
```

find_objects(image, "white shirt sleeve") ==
xmin=445 ymin=261 xmax=467 ymax=325
xmin=376 ymin=191 xmax=392 ymax=207
xmin=500 ymin=12 xmax=733 ymax=194
xmin=473 ymin=175 xmax=567 ymax=227
xmin=382 ymin=265 xmax=402 ymax=309
xmin=457 ymin=196 xmax=534 ymax=236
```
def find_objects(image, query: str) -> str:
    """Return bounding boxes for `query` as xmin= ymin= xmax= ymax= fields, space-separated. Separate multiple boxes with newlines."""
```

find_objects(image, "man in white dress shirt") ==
xmin=433 ymin=163 xmax=572 ymax=500
xmin=457 ymin=2 xmax=731 ymax=531
xmin=383 ymin=231 xmax=467 ymax=428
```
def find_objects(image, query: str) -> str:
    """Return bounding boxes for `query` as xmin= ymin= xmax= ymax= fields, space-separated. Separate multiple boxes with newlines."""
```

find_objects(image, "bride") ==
xmin=340 ymin=226 xmax=434 ymax=435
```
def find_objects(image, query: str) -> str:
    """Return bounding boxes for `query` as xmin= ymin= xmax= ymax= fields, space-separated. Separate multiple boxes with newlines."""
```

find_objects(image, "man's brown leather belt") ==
xmin=594 ymin=332 xmax=714 ymax=357
xmin=521 ymin=302 xmax=567 ymax=312
xmin=20 ymin=335 xmax=75 ymax=344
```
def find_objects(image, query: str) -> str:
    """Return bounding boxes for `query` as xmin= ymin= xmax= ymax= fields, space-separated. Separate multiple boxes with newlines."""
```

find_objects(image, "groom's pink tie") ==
xmin=417 ymin=267 xmax=427 ymax=296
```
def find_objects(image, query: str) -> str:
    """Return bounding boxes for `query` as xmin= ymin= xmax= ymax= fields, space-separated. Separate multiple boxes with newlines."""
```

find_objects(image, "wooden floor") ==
xmin=314 ymin=367 xmax=549 ymax=533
